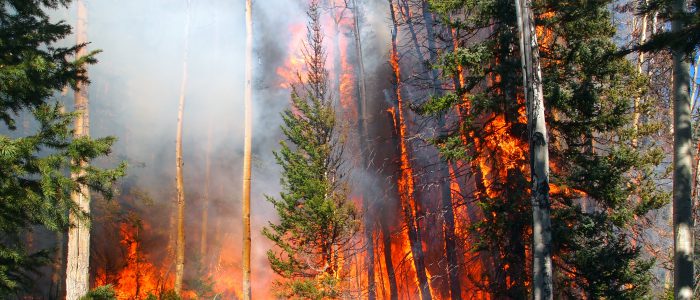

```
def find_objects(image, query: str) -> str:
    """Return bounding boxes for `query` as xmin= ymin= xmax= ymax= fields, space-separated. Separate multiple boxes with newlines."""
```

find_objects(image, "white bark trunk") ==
xmin=514 ymin=0 xmax=553 ymax=299
xmin=671 ymin=0 xmax=694 ymax=298
xmin=633 ymin=8 xmax=647 ymax=148
xmin=242 ymin=0 xmax=254 ymax=299
xmin=66 ymin=1 xmax=91 ymax=298
xmin=173 ymin=0 xmax=191 ymax=293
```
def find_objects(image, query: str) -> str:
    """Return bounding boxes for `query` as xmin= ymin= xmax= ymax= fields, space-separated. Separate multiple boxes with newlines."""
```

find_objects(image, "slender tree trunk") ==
xmin=381 ymin=215 xmax=399 ymax=300
xmin=348 ymin=1 xmax=377 ymax=298
xmin=173 ymin=0 xmax=191 ymax=293
xmin=388 ymin=3 xmax=431 ymax=299
xmin=66 ymin=1 xmax=91 ymax=298
xmin=514 ymin=0 xmax=553 ymax=299
xmin=671 ymin=0 xmax=694 ymax=298
xmin=418 ymin=3 xmax=464 ymax=298
xmin=52 ymin=232 xmax=65 ymax=299
xmin=201 ymin=123 xmax=213 ymax=261
xmin=331 ymin=0 xmax=343 ymax=107
xmin=633 ymin=5 xmax=647 ymax=148
xmin=242 ymin=0 xmax=254 ymax=299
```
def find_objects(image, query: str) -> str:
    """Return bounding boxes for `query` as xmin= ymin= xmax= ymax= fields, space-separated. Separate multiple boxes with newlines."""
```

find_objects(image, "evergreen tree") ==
xmin=0 ymin=0 xmax=125 ymax=294
xmin=262 ymin=1 xmax=359 ymax=299
xmin=427 ymin=0 xmax=668 ymax=297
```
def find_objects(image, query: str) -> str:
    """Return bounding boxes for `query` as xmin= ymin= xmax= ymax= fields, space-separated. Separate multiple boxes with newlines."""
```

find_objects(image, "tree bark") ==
xmin=242 ymin=0 xmax=254 ymax=299
xmin=173 ymin=0 xmax=191 ymax=293
xmin=632 ymin=8 xmax=647 ymax=148
xmin=380 ymin=207 xmax=399 ymax=300
xmin=671 ymin=0 xmax=694 ymax=298
xmin=66 ymin=1 xmax=91 ymax=298
xmin=419 ymin=3 xmax=464 ymax=299
xmin=388 ymin=2 xmax=432 ymax=299
xmin=514 ymin=0 xmax=553 ymax=299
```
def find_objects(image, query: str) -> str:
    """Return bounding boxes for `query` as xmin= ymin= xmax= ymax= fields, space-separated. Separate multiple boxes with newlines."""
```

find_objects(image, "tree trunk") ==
xmin=379 ymin=209 xmax=399 ymax=300
xmin=514 ymin=0 xmax=553 ymax=299
xmin=388 ymin=3 xmax=432 ymax=299
xmin=66 ymin=1 xmax=91 ymax=298
xmin=348 ymin=0 xmax=377 ymax=298
xmin=419 ymin=3 xmax=464 ymax=298
xmin=331 ymin=0 xmax=343 ymax=107
xmin=242 ymin=0 xmax=254 ymax=299
xmin=671 ymin=0 xmax=694 ymax=297
xmin=633 ymin=5 xmax=647 ymax=148
xmin=201 ymin=122 xmax=213 ymax=261
xmin=51 ymin=232 xmax=65 ymax=300
xmin=173 ymin=0 xmax=191 ymax=293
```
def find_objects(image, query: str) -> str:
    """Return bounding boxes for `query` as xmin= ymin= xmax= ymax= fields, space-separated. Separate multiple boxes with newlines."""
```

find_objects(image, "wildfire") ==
xmin=94 ymin=222 xmax=172 ymax=299
xmin=207 ymin=234 xmax=244 ymax=299
xmin=276 ymin=23 xmax=307 ymax=88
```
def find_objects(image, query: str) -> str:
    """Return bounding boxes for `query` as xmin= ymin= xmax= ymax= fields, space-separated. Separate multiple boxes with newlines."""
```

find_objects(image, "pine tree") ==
xmin=427 ymin=0 xmax=668 ymax=297
xmin=0 ymin=0 xmax=125 ymax=294
xmin=262 ymin=2 xmax=359 ymax=298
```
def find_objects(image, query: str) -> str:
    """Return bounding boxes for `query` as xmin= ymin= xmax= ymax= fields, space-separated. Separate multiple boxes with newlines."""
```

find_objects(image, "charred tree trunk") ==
xmin=349 ymin=0 xmax=377 ymax=298
xmin=380 ymin=208 xmax=399 ymax=300
xmin=51 ymin=232 xmax=65 ymax=299
xmin=242 ymin=0 xmax=254 ymax=299
xmin=420 ymin=3 xmax=463 ymax=299
xmin=671 ymin=0 xmax=694 ymax=297
xmin=514 ymin=0 xmax=553 ymax=298
xmin=331 ymin=0 xmax=343 ymax=107
xmin=173 ymin=0 xmax=191 ymax=293
xmin=388 ymin=2 xmax=432 ymax=299
xmin=66 ymin=1 xmax=91 ymax=298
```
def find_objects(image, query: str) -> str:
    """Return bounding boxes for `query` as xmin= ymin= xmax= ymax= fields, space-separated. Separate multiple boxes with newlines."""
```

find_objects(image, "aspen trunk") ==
xmin=66 ymin=1 xmax=91 ymax=298
xmin=671 ymin=0 xmax=694 ymax=297
xmin=514 ymin=0 xmax=553 ymax=298
xmin=349 ymin=0 xmax=377 ymax=298
xmin=633 ymin=6 xmax=647 ymax=148
xmin=242 ymin=0 xmax=254 ymax=299
xmin=173 ymin=0 xmax=191 ymax=293
xmin=201 ymin=123 xmax=213 ymax=260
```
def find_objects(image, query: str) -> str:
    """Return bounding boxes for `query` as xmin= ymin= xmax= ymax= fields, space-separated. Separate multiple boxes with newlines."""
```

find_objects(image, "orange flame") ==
xmin=94 ymin=222 xmax=173 ymax=299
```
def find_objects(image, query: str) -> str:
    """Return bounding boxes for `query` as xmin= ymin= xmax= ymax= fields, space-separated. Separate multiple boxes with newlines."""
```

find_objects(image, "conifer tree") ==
xmin=263 ymin=1 xmax=359 ymax=298
xmin=427 ymin=0 xmax=667 ymax=297
xmin=0 ymin=0 xmax=124 ymax=294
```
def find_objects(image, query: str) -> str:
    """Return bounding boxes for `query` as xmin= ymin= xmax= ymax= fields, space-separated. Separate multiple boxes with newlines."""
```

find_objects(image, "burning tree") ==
xmin=426 ymin=0 xmax=668 ymax=298
xmin=263 ymin=1 xmax=360 ymax=299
